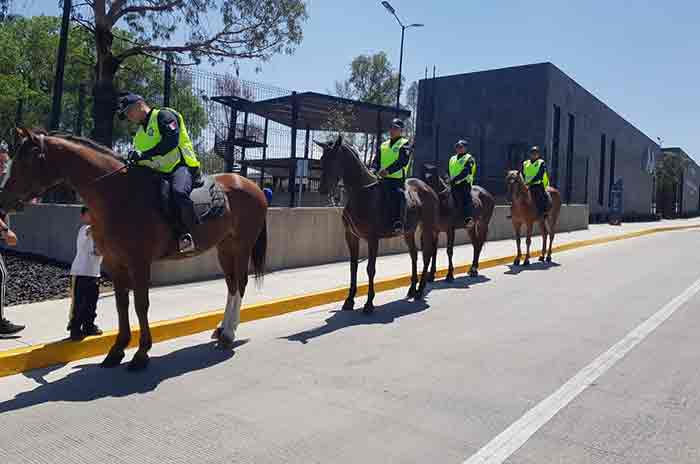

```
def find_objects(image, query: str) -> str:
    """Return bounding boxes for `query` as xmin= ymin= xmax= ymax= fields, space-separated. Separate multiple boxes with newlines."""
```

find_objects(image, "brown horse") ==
xmin=505 ymin=171 xmax=561 ymax=265
xmin=423 ymin=169 xmax=495 ymax=281
xmin=2 ymin=128 xmax=267 ymax=370
xmin=316 ymin=136 xmax=439 ymax=312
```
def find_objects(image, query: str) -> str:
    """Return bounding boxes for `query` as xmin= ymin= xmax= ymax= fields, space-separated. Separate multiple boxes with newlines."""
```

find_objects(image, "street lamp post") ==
xmin=381 ymin=1 xmax=423 ymax=112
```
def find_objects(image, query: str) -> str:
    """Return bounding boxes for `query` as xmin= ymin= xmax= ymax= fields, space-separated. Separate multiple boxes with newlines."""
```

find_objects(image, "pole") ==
xmin=163 ymin=60 xmax=172 ymax=107
xmin=260 ymin=118 xmax=269 ymax=188
xmin=289 ymin=92 xmax=299 ymax=207
xmin=49 ymin=0 xmax=72 ymax=130
xmin=396 ymin=25 xmax=405 ymax=112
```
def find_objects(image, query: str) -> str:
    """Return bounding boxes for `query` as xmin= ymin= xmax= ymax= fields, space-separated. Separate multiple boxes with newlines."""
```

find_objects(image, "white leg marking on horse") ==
xmin=221 ymin=291 xmax=241 ymax=341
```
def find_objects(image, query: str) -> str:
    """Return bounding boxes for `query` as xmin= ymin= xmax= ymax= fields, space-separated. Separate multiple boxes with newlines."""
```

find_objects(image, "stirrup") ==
xmin=465 ymin=217 xmax=474 ymax=228
xmin=392 ymin=220 xmax=404 ymax=233
xmin=178 ymin=233 xmax=196 ymax=253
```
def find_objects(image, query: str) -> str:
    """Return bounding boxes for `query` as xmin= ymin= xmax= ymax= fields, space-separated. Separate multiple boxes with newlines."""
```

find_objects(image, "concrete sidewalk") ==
xmin=2 ymin=218 xmax=699 ymax=350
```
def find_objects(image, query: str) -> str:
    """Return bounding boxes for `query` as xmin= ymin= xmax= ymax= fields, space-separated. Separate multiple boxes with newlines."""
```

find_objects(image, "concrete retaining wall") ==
xmin=5 ymin=203 xmax=588 ymax=285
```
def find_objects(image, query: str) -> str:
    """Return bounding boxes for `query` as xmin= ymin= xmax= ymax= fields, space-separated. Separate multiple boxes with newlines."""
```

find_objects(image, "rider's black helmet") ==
xmin=117 ymin=92 xmax=144 ymax=120
xmin=391 ymin=118 xmax=405 ymax=129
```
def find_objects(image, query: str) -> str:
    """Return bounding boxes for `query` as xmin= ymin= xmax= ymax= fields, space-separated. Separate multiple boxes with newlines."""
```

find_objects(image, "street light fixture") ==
xmin=381 ymin=1 xmax=424 ymax=112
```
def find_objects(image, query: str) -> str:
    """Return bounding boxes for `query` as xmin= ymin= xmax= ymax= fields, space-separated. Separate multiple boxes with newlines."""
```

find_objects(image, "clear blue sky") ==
xmin=15 ymin=0 xmax=700 ymax=159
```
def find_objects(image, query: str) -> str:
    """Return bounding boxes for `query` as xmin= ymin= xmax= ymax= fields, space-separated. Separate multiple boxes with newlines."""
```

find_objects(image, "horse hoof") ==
xmin=363 ymin=303 xmax=375 ymax=314
xmin=216 ymin=333 xmax=236 ymax=350
xmin=101 ymin=350 xmax=125 ymax=368
xmin=342 ymin=299 xmax=355 ymax=311
xmin=546 ymin=255 xmax=552 ymax=263
xmin=427 ymin=273 xmax=435 ymax=283
xmin=127 ymin=353 xmax=150 ymax=371
xmin=539 ymin=255 xmax=545 ymax=262
xmin=445 ymin=274 xmax=455 ymax=282
xmin=211 ymin=327 xmax=222 ymax=340
xmin=469 ymin=268 xmax=478 ymax=277
xmin=523 ymin=259 xmax=530 ymax=266
xmin=513 ymin=259 xmax=520 ymax=266
xmin=407 ymin=287 xmax=417 ymax=299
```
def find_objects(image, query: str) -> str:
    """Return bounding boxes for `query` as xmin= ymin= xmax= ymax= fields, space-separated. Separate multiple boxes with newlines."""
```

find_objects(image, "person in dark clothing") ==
xmin=374 ymin=118 xmax=412 ymax=232
xmin=448 ymin=139 xmax=476 ymax=227
xmin=0 ymin=143 xmax=24 ymax=336
xmin=521 ymin=146 xmax=550 ymax=217
xmin=117 ymin=92 xmax=202 ymax=253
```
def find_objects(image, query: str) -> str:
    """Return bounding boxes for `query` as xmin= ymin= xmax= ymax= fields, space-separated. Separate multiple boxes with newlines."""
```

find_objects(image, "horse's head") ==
xmin=0 ymin=128 xmax=60 ymax=212
xmin=505 ymin=170 xmax=526 ymax=201
xmin=316 ymin=135 xmax=344 ymax=195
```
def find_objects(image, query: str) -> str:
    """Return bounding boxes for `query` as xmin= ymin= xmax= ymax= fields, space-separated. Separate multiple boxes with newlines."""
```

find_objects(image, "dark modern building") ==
xmin=414 ymin=62 xmax=667 ymax=219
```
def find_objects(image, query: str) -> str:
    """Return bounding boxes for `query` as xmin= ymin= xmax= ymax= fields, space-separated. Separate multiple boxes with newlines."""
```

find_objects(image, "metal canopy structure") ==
xmin=211 ymin=90 xmax=411 ymax=206
xmin=247 ymin=92 xmax=411 ymax=132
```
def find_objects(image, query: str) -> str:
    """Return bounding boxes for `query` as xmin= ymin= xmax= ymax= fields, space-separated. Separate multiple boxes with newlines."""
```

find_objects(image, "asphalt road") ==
xmin=1 ymin=228 xmax=699 ymax=463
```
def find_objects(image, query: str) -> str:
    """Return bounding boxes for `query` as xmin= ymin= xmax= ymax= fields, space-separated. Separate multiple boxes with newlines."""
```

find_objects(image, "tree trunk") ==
xmin=91 ymin=23 xmax=120 ymax=147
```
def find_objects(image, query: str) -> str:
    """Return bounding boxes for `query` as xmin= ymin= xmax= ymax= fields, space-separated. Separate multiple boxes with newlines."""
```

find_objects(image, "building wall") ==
xmin=415 ymin=64 xmax=549 ymax=197
xmin=544 ymin=64 xmax=661 ymax=217
xmin=416 ymin=62 xmax=663 ymax=217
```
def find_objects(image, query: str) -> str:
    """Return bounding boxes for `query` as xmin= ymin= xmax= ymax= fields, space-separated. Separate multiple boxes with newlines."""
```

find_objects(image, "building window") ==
xmin=608 ymin=139 xmax=616 ymax=207
xmin=566 ymin=113 xmax=575 ymax=203
xmin=598 ymin=134 xmax=606 ymax=206
xmin=551 ymin=105 xmax=561 ymax=186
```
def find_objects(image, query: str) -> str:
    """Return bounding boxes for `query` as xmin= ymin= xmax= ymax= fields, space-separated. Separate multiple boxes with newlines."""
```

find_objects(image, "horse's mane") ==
xmin=49 ymin=132 xmax=122 ymax=161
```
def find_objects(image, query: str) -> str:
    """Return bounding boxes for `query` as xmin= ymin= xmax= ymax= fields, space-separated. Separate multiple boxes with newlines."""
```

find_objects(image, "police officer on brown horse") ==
xmin=374 ymin=118 xmax=412 ymax=232
xmin=117 ymin=93 xmax=201 ymax=253
xmin=522 ymin=146 xmax=550 ymax=217
xmin=448 ymin=139 xmax=476 ymax=228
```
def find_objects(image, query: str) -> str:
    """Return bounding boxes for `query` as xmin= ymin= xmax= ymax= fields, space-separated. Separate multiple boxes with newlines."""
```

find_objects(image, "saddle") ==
xmin=160 ymin=175 xmax=227 ymax=224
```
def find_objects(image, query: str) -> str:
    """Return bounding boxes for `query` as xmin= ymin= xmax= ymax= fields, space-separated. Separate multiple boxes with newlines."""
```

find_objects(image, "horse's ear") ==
xmin=334 ymin=134 xmax=343 ymax=149
xmin=14 ymin=128 xmax=28 ymax=140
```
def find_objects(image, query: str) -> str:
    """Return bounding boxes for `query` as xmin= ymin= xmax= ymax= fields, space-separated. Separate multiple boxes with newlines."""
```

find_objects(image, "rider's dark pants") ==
xmin=452 ymin=182 xmax=473 ymax=219
xmin=164 ymin=164 xmax=198 ymax=234
xmin=530 ymin=183 xmax=547 ymax=216
xmin=381 ymin=178 xmax=404 ymax=227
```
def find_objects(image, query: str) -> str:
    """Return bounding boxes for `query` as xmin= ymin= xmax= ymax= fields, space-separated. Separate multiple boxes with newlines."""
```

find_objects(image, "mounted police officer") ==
xmin=448 ymin=139 xmax=476 ymax=227
xmin=117 ymin=93 xmax=201 ymax=253
xmin=374 ymin=118 xmax=412 ymax=232
xmin=522 ymin=146 xmax=550 ymax=217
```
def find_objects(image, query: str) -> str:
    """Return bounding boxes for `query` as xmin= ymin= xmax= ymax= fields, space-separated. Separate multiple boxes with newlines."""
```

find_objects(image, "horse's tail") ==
xmin=251 ymin=219 xmax=267 ymax=281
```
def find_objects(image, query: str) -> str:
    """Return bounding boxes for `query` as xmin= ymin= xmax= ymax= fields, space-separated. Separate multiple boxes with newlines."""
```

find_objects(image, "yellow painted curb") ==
xmin=1 ymin=223 xmax=698 ymax=378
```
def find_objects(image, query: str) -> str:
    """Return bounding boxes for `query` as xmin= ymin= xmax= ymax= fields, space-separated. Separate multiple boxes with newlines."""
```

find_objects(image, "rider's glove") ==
xmin=127 ymin=150 xmax=140 ymax=164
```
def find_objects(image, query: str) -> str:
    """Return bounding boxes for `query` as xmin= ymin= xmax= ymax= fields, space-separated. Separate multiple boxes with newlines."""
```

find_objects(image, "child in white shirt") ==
xmin=68 ymin=207 xmax=103 ymax=340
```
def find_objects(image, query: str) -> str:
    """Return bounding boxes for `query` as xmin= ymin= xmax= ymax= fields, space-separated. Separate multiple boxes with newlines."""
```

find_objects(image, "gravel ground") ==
xmin=2 ymin=251 xmax=112 ymax=307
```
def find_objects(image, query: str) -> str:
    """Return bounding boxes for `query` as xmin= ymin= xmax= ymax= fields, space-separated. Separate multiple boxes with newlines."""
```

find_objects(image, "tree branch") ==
xmin=111 ymin=0 xmax=186 ymax=23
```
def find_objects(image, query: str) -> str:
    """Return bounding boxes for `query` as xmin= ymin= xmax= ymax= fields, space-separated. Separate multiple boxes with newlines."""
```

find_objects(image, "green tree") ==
xmin=334 ymin=52 xmax=401 ymax=106
xmin=404 ymin=80 xmax=418 ymax=138
xmin=68 ymin=0 xmax=307 ymax=146
xmin=0 ymin=15 xmax=207 ymax=147
xmin=656 ymin=151 xmax=689 ymax=218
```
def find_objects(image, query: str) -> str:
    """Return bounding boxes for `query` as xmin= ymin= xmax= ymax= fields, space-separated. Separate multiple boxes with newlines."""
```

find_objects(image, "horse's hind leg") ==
xmin=547 ymin=217 xmax=556 ymax=262
xmin=364 ymin=237 xmax=379 ymax=313
xmin=427 ymin=231 xmax=439 ymax=283
xmin=214 ymin=236 xmax=245 ymax=349
xmin=469 ymin=223 xmax=483 ymax=277
xmin=128 ymin=265 xmax=153 ymax=371
xmin=405 ymin=232 xmax=419 ymax=299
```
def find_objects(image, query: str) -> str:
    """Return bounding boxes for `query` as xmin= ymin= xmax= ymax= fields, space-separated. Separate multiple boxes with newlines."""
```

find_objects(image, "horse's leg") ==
xmin=213 ymin=236 xmax=245 ymax=348
xmin=427 ymin=231 xmax=438 ymax=282
xmin=473 ymin=221 xmax=489 ymax=276
xmin=405 ymin=232 xmax=419 ymax=299
xmin=343 ymin=228 xmax=360 ymax=311
xmin=469 ymin=223 xmax=480 ymax=277
xmin=416 ymin=228 xmax=435 ymax=299
xmin=513 ymin=222 xmax=522 ymax=266
xmin=364 ymin=237 xmax=379 ymax=313
xmin=539 ymin=219 xmax=548 ymax=262
xmin=547 ymin=216 xmax=556 ymax=262
xmin=101 ymin=272 xmax=130 ymax=368
xmin=446 ymin=227 xmax=456 ymax=281
xmin=128 ymin=265 xmax=152 ymax=371
xmin=524 ymin=222 xmax=533 ymax=266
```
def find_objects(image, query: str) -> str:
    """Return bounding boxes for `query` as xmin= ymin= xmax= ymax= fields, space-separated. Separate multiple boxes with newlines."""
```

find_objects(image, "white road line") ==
xmin=464 ymin=275 xmax=700 ymax=464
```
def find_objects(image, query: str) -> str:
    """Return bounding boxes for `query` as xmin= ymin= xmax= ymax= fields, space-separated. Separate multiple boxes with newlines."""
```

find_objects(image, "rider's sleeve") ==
xmin=140 ymin=110 xmax=180 ymax=160
xmin=531 ymin=161 xmax=547 ymax=184
xmin=384 ymin=145 xmax=411 ymax=175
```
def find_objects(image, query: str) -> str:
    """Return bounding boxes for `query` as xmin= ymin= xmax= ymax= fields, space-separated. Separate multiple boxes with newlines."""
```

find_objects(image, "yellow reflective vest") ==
xmin=134 ymin=107 xmax=200 ymax=174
